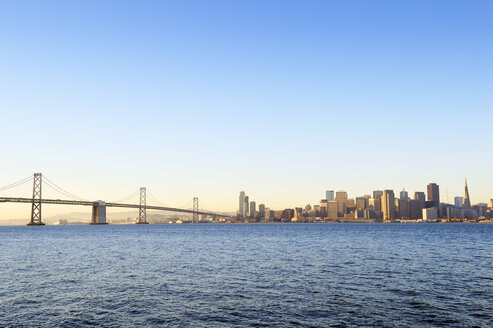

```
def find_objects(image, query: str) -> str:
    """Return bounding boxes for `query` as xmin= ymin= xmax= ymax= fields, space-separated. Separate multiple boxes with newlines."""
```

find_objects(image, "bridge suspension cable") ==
xmin=109 ymin=189 xmax=140 ymax=203
xmin=146 ymin=190 xmax=170 ymax=207
xmin=0 ymin=175 xmax=33 ymax=192
xmin=42 ymin=176 xmax=89 ymax=202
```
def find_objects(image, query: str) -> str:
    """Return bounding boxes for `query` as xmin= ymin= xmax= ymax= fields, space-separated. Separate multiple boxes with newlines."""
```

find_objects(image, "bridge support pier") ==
xmin=90 ymin=201 xmax=107 ymax=225
xmin=193 ymin=197 xmax=198 ymax=223
xmin=136 ymin=187 xmax=148 ymax=224
xmin=27 ymin=173 xmax=45 ymax=226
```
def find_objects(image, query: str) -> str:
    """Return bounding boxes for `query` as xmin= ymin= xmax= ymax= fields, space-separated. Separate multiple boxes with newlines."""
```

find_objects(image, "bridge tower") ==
xmin=193 ymin=197 xmax=198 ymax=223
xmin=27 ymin=173 xmax=45 ymax=226
xmin=137 ymin=187 xmax=148 ymax=224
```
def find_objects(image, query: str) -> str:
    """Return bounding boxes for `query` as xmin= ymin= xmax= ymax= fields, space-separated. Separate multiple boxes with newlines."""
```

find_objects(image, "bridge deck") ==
xmin=0 ymin=197 xmax=229 ymax=218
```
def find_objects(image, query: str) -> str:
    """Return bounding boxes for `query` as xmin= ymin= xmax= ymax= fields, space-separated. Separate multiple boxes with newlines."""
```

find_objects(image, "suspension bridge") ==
xmin=0 ymin=173 xmax=229 ymax=225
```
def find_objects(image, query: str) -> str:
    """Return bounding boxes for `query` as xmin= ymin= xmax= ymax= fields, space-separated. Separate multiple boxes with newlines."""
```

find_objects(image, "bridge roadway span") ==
xmin=0 ymin=197 xmax=229 ymax=218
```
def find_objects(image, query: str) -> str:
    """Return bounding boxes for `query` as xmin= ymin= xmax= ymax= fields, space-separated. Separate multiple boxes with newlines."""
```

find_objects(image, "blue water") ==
xmin=0 ymin=223 xmax=492 ymax=327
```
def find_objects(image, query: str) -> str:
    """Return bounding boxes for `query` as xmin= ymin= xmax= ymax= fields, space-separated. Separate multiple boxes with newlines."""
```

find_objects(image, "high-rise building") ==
xmin=454 ymin=197 xmax=463 ymax=208
xmin=336 ymin=191 xmax=348 ymax=217
xmin=326 ymin=190 xmax=335 ymax=201
xmin=414 ymin=191 xmax=425 ymax=219
xmin=244 ymin=196 xmax=249 ymax=217
xmin=373 ymin=190 xmax=383 ymax=200
xmin=249 ymin=201 xmax=256 ymax=218
xmin=356 ymin=197 xmax=367 ymax=210
xmin=463 ymin=178 xmax=471 ymax=209
xmin=328 ymin=201 xmax=338 ymax=218
xmin=400 ymin=189 xmax=409 ymax=200
xmin=381 ymin=190 xmax=396 ymax=221
xmin=369 ymin=198 xmax=381 ymax=213
xmin=400 ymin=199 xmax=410 ymax=219
xmin=239 ymin=191 xmax=245 ymax=217
xmin=409 ymin=199 xmax=420 ymax=220
xmin=427 ymin=183 xmax=440 ymax=207
xmin=259 ymin=204 xmax=265 ymax=218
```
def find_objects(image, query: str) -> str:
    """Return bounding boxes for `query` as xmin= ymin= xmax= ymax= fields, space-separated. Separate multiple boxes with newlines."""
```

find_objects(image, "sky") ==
xmin=1 ymin=0 xmax=492 ymax=221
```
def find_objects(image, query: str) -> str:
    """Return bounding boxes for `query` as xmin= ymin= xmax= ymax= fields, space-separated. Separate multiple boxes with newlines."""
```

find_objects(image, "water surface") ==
xmin=1 ymin=223 xmax=492 ymax=327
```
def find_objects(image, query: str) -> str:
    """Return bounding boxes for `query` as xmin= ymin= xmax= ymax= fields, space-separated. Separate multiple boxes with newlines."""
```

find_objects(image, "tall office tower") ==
xmin=244 ymin=196 xmax=249 ymax=217
xmin=427 ymin=183 xmax=440 ymax=206
xmin=328 ymin=201 xmax=338 ymax=218
xmin=454 ymin=197 xmax=463 ymax=208
xmin=400 ymin=199 xmax=410 ymax=219
xmin=259 ymin=204 xmax=266 ymax=218
xmin=414 ymin=191 xmax=426 ymax=219
xmin=336 ymin=191 xmax=348 ymax=217
xmin=369 ymin=198 xmax=381 ymax=212
xmin=356 ymin=197 xmax=367 ymax=210
xmin=395 ymin=199 xmax=401 ymax=220
xmin=319 ymin=200 xmax=328 ymax=217
xmin=373 ymin=190 xmax=383 ymax=199
xmin=463 ymin=178 xmax=471 ymax=209
xmin=400 ymin=189 xmax=409 ymax=200
xmin=326 ymin=190 xmax=335 ymax=201
xmin=239 ymin=191 xmax=245 ymax=217
xmin=249 ymin=201 xmax=256 ymax=218
xmin=409 ymin=199 xmax=420 ymax=220
xmin=381 ymin=190 xmax=396 ymax=221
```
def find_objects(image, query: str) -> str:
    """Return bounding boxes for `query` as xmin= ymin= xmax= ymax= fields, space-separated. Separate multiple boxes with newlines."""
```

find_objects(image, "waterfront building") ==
xmin=259 ymin=204 xmax=265 ymax=218
xmin=319 ymin=200 xmax=328 ymax=217
xmin=326 ymin=190 xmax=335 ymax=201
xmin=336 ymin=191 xmax=348 ymax=217
xmin=409 ymin=199 xmax=420 ymax=220
xmin=423 ymin=207 xmax=438 ymax=221
xmin=328 ymin=201 xmax=338 ymax=218
xmin=427 ymin=183 xmax=440 ymax=207
xmin=249 ymin=201 xmax=256 ymax=218
xmin=244 ymin=196 xmax=249 ymax=217
xmin=239 ymin=191 xmax=245 ymax=218
xmin=414 ymin=191 xmax=425 ymax=219
xmin=381 ymin=190 xmax=396 ymax=221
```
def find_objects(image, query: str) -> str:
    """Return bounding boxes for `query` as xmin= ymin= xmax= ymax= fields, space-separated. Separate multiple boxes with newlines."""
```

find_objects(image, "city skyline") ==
xmin=0 ymin=173 xmax=491 ymax=221
xmin=237 ymin=178 xmax=492 ymax=222
xmin=1 ymin=1 xmax=492 ymax=220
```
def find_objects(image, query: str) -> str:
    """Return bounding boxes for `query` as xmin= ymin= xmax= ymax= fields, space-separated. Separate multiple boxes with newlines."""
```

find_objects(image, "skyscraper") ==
xmin=356 ymin=197 xmax=367 ymax=210
xmin=463 ymin=178 xmax=471 ymax=209
xmin=239 ymin=191 xmax=245 ymax=217
xmin=259 ymin=204 xmax=265 ymax=218
xmin=427 ymin=183 xmax=440 ymax=207
xmin=244 ymin=196 xmax=249 ymax=217
xmin=454 ymin=196 xmax=463 ymax=208
xmin=326 ymin=190 xmax=335 ymax=201
xmin=400 ymin=189 xmax=409 ymax=200
xmin=381 ymin=190 xmax=396 ymax=221
xmin=336 ymin=191 xmax=348 ymax=217
xmin=373 ymin=190 xmax=383 ymax=200
xmin=414 ymin=191 xmax=425 ymax=219
xmin=249 ymin=201 xmax=256 ymax=218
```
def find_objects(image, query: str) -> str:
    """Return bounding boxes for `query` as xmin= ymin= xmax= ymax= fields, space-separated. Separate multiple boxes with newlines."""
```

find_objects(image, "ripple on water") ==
xmin=0 ymin=223 xmax=492 ymax=327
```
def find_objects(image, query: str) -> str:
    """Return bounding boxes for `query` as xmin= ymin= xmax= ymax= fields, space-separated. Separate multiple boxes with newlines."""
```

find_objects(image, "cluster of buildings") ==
xmin=237 ymin=180 xmax=493 ymax=223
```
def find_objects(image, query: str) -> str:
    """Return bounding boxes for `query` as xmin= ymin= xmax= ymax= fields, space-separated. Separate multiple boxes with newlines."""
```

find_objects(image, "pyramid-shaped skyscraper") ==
xmin=463 ymin=178 xmax=471 ymax=209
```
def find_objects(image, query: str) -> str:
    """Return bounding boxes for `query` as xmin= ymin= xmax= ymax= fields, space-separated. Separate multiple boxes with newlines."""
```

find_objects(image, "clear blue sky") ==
xmin=1 ymin=0 xmax=492 ymax=219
